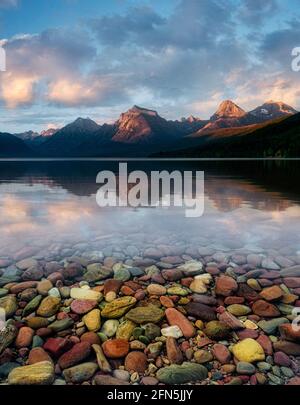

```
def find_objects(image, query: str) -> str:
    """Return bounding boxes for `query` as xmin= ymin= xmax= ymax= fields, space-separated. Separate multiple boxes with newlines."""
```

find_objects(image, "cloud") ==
xmin=237 ymin=0 xmax=279 ymax=25
xmin=0 ymin=72 xmax=39 ymax=108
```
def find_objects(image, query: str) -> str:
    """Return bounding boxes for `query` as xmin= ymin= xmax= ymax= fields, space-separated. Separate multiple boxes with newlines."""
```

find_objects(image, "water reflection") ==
xmin=0 ymin=160 xmax=300 ymax=258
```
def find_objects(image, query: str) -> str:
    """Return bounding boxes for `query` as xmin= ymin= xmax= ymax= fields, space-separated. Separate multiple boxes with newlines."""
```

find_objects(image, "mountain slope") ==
xmin=0 ymin=133 xmax=36 ymax=157
xmin=154 ymin=113 xmax=300 ymax=158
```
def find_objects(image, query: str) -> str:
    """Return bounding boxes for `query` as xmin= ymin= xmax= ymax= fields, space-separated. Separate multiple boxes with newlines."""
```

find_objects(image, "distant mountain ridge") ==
xmin=0 ymin=100 xmax=298 ymax=157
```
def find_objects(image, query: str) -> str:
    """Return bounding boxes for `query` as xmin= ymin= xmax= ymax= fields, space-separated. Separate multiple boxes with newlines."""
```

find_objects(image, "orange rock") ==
xmin=81 ymin=331 xmax=101 ymax=345
xmin=125 ymin=351 xmax=148 ymax=373
xmin=28 ymin=347 xmax=53 ymax=364
xmin=160 ymin=296 xmax=174 ymax=308
xmin=102 ymin=339 xmax=129 ymax=358
xmin=165 ymin=308 xmax=196 ymax=338
xmin=15 ymin=327 xmax=34 ymax=348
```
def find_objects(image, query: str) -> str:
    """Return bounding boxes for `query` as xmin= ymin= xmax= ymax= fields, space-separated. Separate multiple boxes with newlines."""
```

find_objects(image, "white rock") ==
xmin=70 ymin=287 xmax=101 ymax=301
xmin=48 ymin=287 xmax=60 ymax=298
xmin=161 ymin=325 xmax=183 ymax=339
xmin=177 ymin=260 xmax=203 ymax=276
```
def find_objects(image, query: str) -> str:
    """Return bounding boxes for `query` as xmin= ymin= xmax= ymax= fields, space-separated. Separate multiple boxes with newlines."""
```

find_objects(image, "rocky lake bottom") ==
xmin=0 ymin=160 xmax=300 ymax=386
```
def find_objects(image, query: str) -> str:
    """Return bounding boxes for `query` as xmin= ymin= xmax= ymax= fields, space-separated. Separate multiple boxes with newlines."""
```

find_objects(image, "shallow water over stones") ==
xmin=0 ymin=160 xmax=300 ymax=385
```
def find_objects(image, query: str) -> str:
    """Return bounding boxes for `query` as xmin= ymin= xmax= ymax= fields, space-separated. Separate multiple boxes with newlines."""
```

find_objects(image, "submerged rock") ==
xmin=156 ymin=362 xmax=208 ymax=384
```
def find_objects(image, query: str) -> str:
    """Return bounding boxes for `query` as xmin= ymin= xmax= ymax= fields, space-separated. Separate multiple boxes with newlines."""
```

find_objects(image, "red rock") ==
xmin=274 ymin=351 xmax=291 ymax=366
xmin=288 ymin=376 xmax=300 ymax=385
xmin=224 ymin=296 xmax=245 ymax=305
xmin=215 ymin=276 xmax=238 ymax=297
xmin=124 ymin=281 xmax=141 ymax=291
xmin=166 ymin=337 xmax=183 ymax=365
xmin=160 ymin=296 xmax=174 ymax=308
xmin=218 ymin=311 xmax=245 ymax=330
xmin=197 ymin=337 xmax=213 ymax=348
xmin=15 ymin=327 xmax=34 ymax=348
xmin=62 ymin=262 xmax=83 ymax=279
xmin=47 ymin=272 xmax=64 ymax=284
xmin=36 ymin=327 xmax=52 ymax=337
xmin=125 ymin=351 xmax=148 ymax=373
xmin=273 ymin=341 xmax=300 ymax=355
xmin=165 ymin=308 xmax=196 ymax=338
xmin=213 ymin=343 xmax=231 ymax=364
xmin=236 ymin=329 xmax=259 ymax=340
xmin=43 ymin=337 xmax=72 ymax=357
xmin=185 ymin=302 xmax=216 ymax=321
xmin=102 ymin=339 xmax=129 ymax=358
xmin=257 ymin=335 xmax=273 ymax=355
xmin=283 ymin=278 xmax=300 ymax=288
xmin=161 ymin=269 xmax=183 ymax=281
xmin=103 ymin=279 xmax=122 ymax=295
xmin=10 ymin=281 xmax=38 ymax=294
xmin=259 ymin=285 xmax=283 ymax=301
xmin=250 ymin=375 xmax=257 ymax=385
xmin=70 ymin=299 xmax=98 ymax=315
xmin=237 ymin=284 xmax=259 ymax=301
xmin=28 ymin=347 xmax=52 ymax=364
xmin=58 ymin=341 xmax=91 ymax=369
xmin=252 ymin=300 xmax=280 ymax=317
xmin=120 ymin=286 xmax=134 ymax=296
xmin=81 ymin=331 xmax=101 ymax=345
xmin=279 ymin=323 xmax=300 ymax=342
xmin=134 ymin=290 xmax=146 ymax=300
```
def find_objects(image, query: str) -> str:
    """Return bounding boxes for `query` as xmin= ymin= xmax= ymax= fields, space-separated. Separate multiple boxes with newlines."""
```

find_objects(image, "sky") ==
xmin=0 ymin=0 xmax=300 ymax=132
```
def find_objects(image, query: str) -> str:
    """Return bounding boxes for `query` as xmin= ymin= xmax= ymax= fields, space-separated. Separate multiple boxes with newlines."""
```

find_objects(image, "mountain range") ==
xmin=0 ymin=100 xmax=299 ymax=157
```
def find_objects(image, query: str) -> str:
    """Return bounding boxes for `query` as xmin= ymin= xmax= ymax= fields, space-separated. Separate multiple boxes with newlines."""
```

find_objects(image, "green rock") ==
xmin=227 ymin=304 xmax=251 ymax=316
xmin=48 ymin=318 xmax=74 ymax=332
xmin=0 ymin=362 xmax=20 ymax=378
xmin=32 ymin=335 xmax=44 ymax=348
xmin=113 ymin=267 xmax=131 ymax=282
xmin=0 ymin=288 xmax=8 ymax=298
xmin=132 ymin=327 xmax=144 ymax=339
xmin=258 ymin=318 xmax=289 ymax=334
xmin=236 ymin=362 xmax=256 ymax=375
xmin=267 ymin=372 xmax=283 ymax=385
xmin=143 ymin=323 xmax=161 ymax=340
xmin=281 ymin=367 xmax=294 ymax=378
xmin=101 ymin=320 xmax=119 ymax=337
xmin=125 ymin=305 xmax=164 ymax=324
xmin=139 ymin=335 xmax=150 ymax=345
xmin=204 ymin=321 xmax=230 ymax=340
xmin=194 ymin=350 xmax=213 ymax=364
xmin=63 ymin=362 xmax=98 ymax=384
xmin=0 ymin=295 xmax=18 ymax=318
xmin=276 ymin=304 xmax=294 ymax=315
xmin=167 ymin=285 xmax=189 ymax=296
xmin=225 ymin=377 xmax=243 ymax=385
xmin=156 ymin=362 xmax=208 ymax=384
xmin=23 ymin=295 xmax=43 ymax=317
xmin=97 ymin=332 xmax=108 ymax=342
xmin=84 ymin=264 xmax=112 ymax=282
xmin=257 ymin=362 xmax=272 ymax=372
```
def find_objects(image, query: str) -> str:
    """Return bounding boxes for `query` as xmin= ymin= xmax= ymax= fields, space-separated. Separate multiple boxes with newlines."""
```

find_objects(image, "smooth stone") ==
xmin=156 ymin=362 xmax=208 ymax=384
xmin=70 ymin=299 xmax=98 ymax=315
xmin=194 ymin=350 xmax=213 ymax=364
xmin=143 ymin=323 xmax=161 ymax=340
xmin=259 ymin=285 xmax=283 ymax=302
xmin=218 ymin=311 xmax=245 ymax=330
xmin=165 ymin=308 xmax=196 ymax=338
xmin=192 ymin=294 xmax=217 ymax=306
xmin=63 ymin=362 xmax=98 ymax=383
xmin=101 ymin=296 xmax=137 ymax=318
xmin=204 ymin=321 xmax=230 ymax=340
xmin=273 ymin=341 xmax=300 ymax=355
xmin=113 ymin=267 xmax=131 ymax=282
xmin=37 ymin=280 xmax=53 ymax=296
xmin=161 ymin=325 xmax=183 ymax=339
xmin=185 ymin=302 xmax=216 ymax=321
xmin=258 ymin=318 xmax=289 ymax=334
xmin=28 ymin=347 xmax=52 ymax=364
xmin=167 ymin=285 xmax=189 ymax=296
xmin=177 ymin=260 xmax=203 ymax=276
xmin=125 ymin=351 xmax=148 ymax=373
xmin=146 ymin=284 xmax=167 ymax=296
xmin=16 ymin=258 xmax=38 ymax=270
xmin=93 ymin=375 xmax=130 ymax=385
xmin=227 ymin=304 xmax=251 ymax=316
xmin=15 ymin=326 xmax=34 ymax=348
xmin=252 ymin=300 xmax=280 ymax=317
xmin=280 ymin=266 xmax=300 ymax=277
xmin=48 ymin=287 xmax=60 ymax=298
xmin=232 ymin=338 xmax=265 ymax=363
xmin=0 ymin=324 xmax=18 ymax=354
xmin=70 ymin=288 xmax=102 ymax=301
xmin=236 ymin=361 xmax=256 ymax=375
xmin=36 ymin=296 xmax=61 ymax=317
xmin=48 ymin=318 xmax=74 ymax=332
xmin=116 ymin=320 xmax=136 ymax=340
xmin=262 ymin=259 xmax=280 ymax=270
xmin=166 ymin=337 xmax=183 ymax=364
xmin=102 ymin=339 xmax=129 ymax=358
xmin=126 ymin=305 xmax=164 ymax=324
xmin=23 ymin=295 xmax=43 ymax=316
xmin=215 ymin=276 xmax=238 ymax=297
xmin=83 ymin=309 xmax=101 ymax=332
xmin=8 ymin=361 xmax=54 ymax=385
xmin=58 ymin=342 xmax=91 ymax=369
xmin=113 ymin=369 xmax=130 ymax=382
xmin=0 ymin=288 xmax=8 ymax=298
xmin=84 ymin=264 xmax=112 ymax=282
xmin=0 ymin=295 xmax=18 ymax=317
xmin=212 ymin=344 xmax=231 ymax=364
xmin=26 ymin=317 xmax=49 ymax=329
xmin=101 ymin=319 xmax=119 ymax=337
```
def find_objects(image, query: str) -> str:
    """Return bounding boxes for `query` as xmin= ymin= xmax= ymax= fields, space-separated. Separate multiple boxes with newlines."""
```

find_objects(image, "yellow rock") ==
xmin=101 ymin=296 xmax=136 ymax=318
xmin=83 ymin=309 xmax=101 ymax=332
xmin=36 ymin=296 xmax=61 ymax=317
xmin=282 ymin=293 xmax=298 ymax=304
xmin=70 ymin=287 xmax=102 ymax=301
xmin=8 ymin=361 xmax=54 ymax=385
xmin=244 ymin=319 xmax=258 ymax=330
xmin=195 ymin=320 xmax=204 ymax=330
xmin=232 ymin=338 xmax=265 ymax=363
xmin=247 ymin=279 xmax=261 ymax=291
xmin=116 ymin=320 xmax=136 ymax=340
